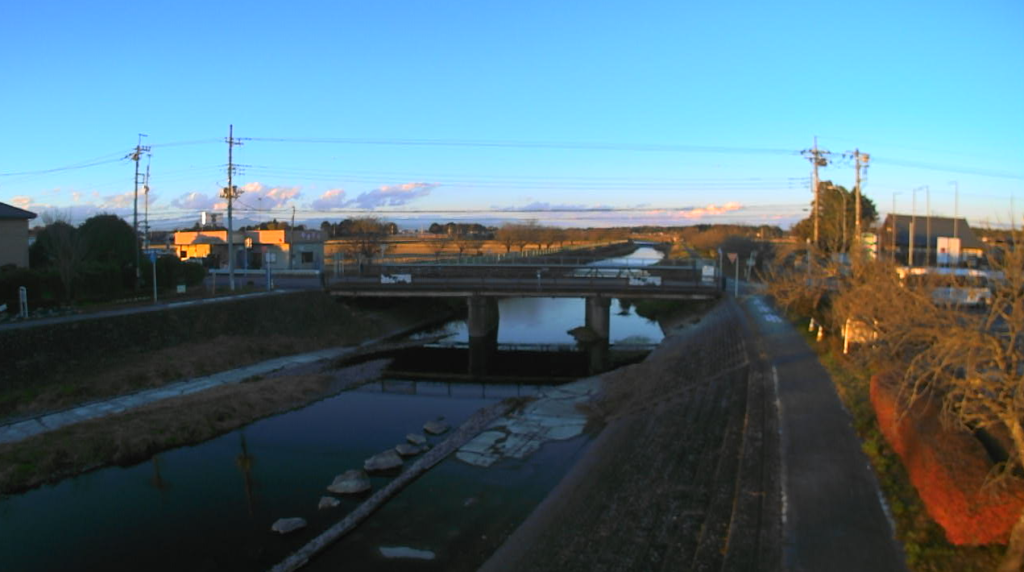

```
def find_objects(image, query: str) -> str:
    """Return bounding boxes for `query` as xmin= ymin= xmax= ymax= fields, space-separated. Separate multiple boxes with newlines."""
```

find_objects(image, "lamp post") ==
xmin=891 ymin=192 xmax=901 ymax=263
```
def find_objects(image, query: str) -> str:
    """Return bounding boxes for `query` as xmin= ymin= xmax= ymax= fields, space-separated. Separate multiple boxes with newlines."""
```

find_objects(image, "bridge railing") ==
xmin=325 ymin=268 xmax=723 ymax=295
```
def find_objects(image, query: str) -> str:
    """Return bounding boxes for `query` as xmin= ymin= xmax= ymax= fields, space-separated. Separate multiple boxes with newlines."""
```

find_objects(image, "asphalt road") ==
xmin=732 ymin=278 xmax=908 ymax=572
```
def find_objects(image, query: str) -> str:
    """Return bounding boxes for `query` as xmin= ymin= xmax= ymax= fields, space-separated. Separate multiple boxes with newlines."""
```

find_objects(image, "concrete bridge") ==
xmin=326 ymin=257 xmax=723 ymax=376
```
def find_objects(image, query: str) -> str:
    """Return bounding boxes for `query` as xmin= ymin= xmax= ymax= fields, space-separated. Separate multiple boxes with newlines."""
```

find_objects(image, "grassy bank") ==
xmin=0 ymin=293 xmax=454 ymax=419
xmin=794 ymin=323 xmax=1001 ymax=571
xmin=0 ymin=360 xmax=388 ymax=495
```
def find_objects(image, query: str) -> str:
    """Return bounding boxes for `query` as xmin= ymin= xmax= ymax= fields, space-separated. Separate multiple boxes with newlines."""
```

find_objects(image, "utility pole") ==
xmin=891 ymin=192 xmax=900 ymax=262
xmin=290 ymin=205 xmax=296 ymax=270
xmin=129 ymin=134 xmax=150 ymax=289
xmin=853 ymin=149 xmax=869 ymax=240
xmin=802 ymin=137 xmax=830 ymax=248
xmin=925 ymin=186 xmax=931 ymax=267
xmin=222 ymin=125 xmax=244 ymax=291
xmin=143 ymin=155 xmax=152 ymax=249
xmin=950 ymin=181 xmax=959 ymax=239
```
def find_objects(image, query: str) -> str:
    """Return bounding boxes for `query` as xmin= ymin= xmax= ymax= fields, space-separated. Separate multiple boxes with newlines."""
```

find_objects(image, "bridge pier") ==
xmin=585 ymin=296 xmax=611 ymax=340
xmin=585 ymin=296 xmax=611 ymax=374
xmin=467 ymin=296 xmax=499 ymax=378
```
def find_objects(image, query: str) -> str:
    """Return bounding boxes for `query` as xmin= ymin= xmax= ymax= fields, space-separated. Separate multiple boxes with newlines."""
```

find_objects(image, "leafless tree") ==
xmin=342 ymin=216 xmax=388 ymax=268
xmin=430 ymin=236 xmax=450 ymax=261
xmin=496 ymin=224 xmax=518 ymax=254
xmin=38 ymin=211 xmax=88 ymax=302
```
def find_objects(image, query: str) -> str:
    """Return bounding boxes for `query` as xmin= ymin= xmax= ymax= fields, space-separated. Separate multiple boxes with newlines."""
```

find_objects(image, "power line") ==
xmin=0 ymin=154 xmax=130 ymax=177
xmin=242 ymin=136 xmax=798 ymax=156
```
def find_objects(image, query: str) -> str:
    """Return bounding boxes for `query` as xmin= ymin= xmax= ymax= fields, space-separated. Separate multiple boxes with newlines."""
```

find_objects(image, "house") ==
xmin=0 ymin=201 xmax=37 ymax=268
xmin=173 ymin=228 xmax=324 ymax=271
xmin=879 ymin=214 xmax=986 ymax=266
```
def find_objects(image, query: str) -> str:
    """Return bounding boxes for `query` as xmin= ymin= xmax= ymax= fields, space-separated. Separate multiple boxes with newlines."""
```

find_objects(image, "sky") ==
xmin=1 ymin=0 xmax=1022 ymax=231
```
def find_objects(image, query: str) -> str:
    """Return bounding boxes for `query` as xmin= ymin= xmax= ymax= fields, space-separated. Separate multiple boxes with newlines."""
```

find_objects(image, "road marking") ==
xmin=773 ymin=365 xmax=787 ymax=529
xmin=750 ymin=297 xmax=783 ymax=323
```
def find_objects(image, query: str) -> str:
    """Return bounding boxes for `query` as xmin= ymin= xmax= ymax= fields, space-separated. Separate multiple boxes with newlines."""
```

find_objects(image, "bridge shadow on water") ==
xmin=378 ymin=343 xmax=653 ymax=385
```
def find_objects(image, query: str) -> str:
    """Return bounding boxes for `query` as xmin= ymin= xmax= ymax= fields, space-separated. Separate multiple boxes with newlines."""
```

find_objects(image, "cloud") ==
xmin=311 ymin=188 xmax=347 ymax=210
xmin=239 ymin=182 xmax=302 ymax=209
xmin=649 ymin=201 xmax=744 ymax=220
xmin=345 ymin=182 xmax=436 ymax=209
xmin=491 ymin=201 xmax=610 ymax=212
xmin=171 ymin=191 xmax=220 ymax=211
xmin=10 ymin=196 xmax=33 ymax=209
xmin=98 ymin=191 xmax=136 ymax=210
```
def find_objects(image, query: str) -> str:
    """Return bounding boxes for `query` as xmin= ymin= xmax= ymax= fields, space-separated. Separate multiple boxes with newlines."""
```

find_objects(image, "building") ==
xmin=879 ymin=214 xmax=986 ymax=266
xmin=173 ymin=228 xmax=324 ymax=271
xmin=0 ymin=202 xmax=37 ymax=268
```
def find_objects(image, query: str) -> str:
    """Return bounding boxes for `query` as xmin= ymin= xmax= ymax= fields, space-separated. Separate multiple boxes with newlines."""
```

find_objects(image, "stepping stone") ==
xmin=271 ymin=517 xmax=307 ymax=534
xmin=394 ymin=443 xmax=423 ymax=457
xmin=423 ymin=419 xmax=449 ymax=435
xmin=379 ymin=546 xmax=436 ymax=560
xmin=318 ymin=496 xmax=341 ymax=510
xmin=406 ymin=433 xmax=427 ymax=445
xmin=327 ymin=469 xmax=371 ymax=494
xmin=364 ymin=449 xmax=403 ymax=472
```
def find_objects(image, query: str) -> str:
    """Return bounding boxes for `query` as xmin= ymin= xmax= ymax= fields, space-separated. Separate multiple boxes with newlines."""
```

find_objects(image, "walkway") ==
xmin=733 ymin=279 xmax=908 ymax=572
xmin=0 ymin=346 xmax=348 ymax=445
xmin=0 ymin=289 xmax=292 ymax=332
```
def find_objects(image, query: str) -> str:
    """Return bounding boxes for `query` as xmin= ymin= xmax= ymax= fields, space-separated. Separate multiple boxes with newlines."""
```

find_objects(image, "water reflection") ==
xmin=236 ymin=433 xmax=256 ymax=517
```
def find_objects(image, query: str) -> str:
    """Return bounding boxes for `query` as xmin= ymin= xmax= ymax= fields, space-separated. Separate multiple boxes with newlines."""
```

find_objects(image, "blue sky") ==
xmin=1 ymin=0 xmax=1022 ymax=230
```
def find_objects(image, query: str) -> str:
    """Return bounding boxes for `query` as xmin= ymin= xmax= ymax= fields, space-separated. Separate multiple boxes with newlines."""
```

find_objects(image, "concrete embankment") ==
xmin=481 ymin=299 xmax=782 ymax=572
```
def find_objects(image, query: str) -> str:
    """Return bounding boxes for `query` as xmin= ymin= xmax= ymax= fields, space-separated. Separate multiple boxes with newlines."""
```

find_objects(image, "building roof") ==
xmin=0 ymin=202 xmax=37 ymax=220
xmin=883 ymin=214 xmax=985 ymax=250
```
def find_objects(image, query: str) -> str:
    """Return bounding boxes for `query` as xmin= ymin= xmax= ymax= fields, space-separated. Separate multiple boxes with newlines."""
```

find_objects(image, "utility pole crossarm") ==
xmin=801 ymin=137 xmax=832 ymax=248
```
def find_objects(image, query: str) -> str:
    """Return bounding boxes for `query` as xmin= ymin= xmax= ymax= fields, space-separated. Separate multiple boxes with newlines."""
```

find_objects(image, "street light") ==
xmin=891 ymin=192 xmax=902 ymax=263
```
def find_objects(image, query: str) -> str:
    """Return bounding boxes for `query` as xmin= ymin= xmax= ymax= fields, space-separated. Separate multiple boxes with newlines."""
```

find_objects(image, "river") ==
xmin=0 ymin=246 xmax=667 ymax=571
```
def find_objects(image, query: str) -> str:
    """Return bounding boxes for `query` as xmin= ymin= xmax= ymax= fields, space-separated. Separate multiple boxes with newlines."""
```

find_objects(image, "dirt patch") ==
xmin=0 ymin=359 xmax=390 ymax=495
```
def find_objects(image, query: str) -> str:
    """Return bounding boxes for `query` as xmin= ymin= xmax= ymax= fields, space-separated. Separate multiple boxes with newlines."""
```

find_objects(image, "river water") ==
xmin=0 ymin=246 xmax=666 ymax=571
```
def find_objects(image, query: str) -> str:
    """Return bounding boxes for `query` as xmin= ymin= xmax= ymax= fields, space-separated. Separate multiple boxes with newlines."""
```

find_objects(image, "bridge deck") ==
xmin=326 ymin=276 xmax=721 ymax=299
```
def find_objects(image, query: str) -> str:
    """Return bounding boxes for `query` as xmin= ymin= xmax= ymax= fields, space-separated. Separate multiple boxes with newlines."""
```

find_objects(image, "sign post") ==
xmin=727 ymin=252 xmax=739 ymax=297
xmin=18 ymin=286 xmax=28 ymax=318
xmin=149 ymin=251 xmax=158 ymax=303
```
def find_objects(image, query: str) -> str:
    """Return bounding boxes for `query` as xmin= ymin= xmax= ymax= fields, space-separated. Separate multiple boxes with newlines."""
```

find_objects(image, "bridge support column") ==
xmin=468 ymin=296 xmax=499 ymax=378
xmin=585 ymin=296 xmax=611 ymax=374
xmin=585 ymin=296 xmax=611 ymax=341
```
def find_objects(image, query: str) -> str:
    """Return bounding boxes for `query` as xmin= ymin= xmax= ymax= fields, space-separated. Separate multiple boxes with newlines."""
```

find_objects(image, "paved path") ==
xmin=0 ymin=346 xmax=349 ymax=445
xmin=0 ymin=289 xmax=293 ymax=332
xmin=731 ymin=279 xmax=908 ymax=572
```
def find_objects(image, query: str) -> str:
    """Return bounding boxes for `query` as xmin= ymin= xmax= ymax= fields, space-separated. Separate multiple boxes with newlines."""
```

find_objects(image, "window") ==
xmin=301 ymin=251 xmax=314 ymax=264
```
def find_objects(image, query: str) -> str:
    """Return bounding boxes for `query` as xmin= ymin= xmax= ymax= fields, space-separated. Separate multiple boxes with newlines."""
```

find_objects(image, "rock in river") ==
xmin=406 ymin=433 xmax=427 ymax=445
xmin=423 ymin=419 xmax=450 ymax=435
xmin=327 ymin=469 xmax=371 ymax=494
xmin=394 ymin=443 xmax=423 ymax=457
xmin=364 ymin=449 xmax=403 ymax=472
xmin=318 ymin=496 xmax=341 ymax=510
xmin=271 ymin=517 xmax=307 ymax=534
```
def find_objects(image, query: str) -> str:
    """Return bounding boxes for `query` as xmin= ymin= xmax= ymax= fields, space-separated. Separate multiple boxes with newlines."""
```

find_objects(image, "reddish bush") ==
xmin=871 ymin=372 xmax=1024 ymax=545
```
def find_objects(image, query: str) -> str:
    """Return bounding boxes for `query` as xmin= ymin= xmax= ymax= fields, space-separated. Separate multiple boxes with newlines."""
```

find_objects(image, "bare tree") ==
xmin=342 ymin=216 xmax=388 ymax=270
xmin=496 ymin=224 xmax=518 ymax=254
xmin=37 ymin=211 xmax=88 ymax=302
xmin=430 ymin=236 xmax=450 ymax=261
xmin=876 ymin=240 xmax=1024 ymax=572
